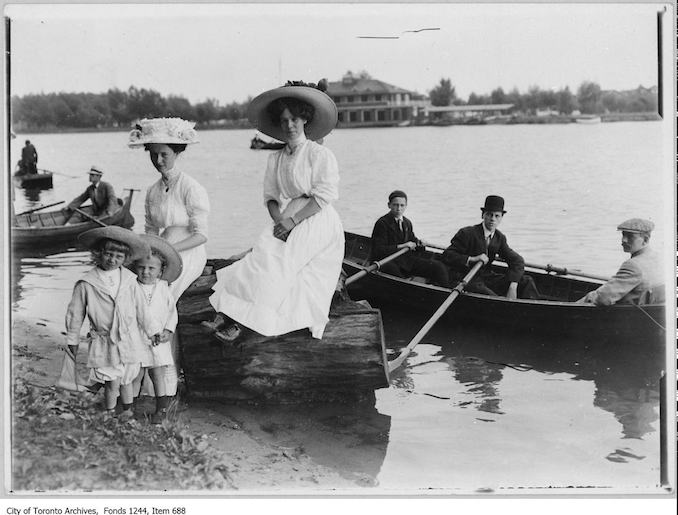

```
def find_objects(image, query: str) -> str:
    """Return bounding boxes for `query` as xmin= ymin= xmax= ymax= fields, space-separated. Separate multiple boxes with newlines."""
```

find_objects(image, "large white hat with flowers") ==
xmin=128 ymin=117 xmax=199 ymax=147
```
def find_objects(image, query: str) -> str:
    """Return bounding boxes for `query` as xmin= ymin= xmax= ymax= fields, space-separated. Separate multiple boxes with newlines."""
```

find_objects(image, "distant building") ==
xmin=327 ymin=71 xmax=419 ymax=127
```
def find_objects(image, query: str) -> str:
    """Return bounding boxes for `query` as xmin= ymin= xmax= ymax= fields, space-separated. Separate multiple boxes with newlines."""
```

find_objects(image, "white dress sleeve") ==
xmin=263 ymin=152 xmax=282 ymax=206
xmin=185 ymin=179 xmax=211 ymax=238
xmin=308 ymin=145 xmax=339 ymax=208
xmin=144 ymin=183 xmax=161 ymax=235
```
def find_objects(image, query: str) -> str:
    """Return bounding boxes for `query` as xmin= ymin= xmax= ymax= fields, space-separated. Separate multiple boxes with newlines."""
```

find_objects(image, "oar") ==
xmin=345 ymin=246 xmax=412 ymax=286
xmin=388 ymin=260 xmax=483 ymax=373
xmin=74 ymin=208 xmax=107 ymax=227
xmin=39 ymin=168 xmax=79 ymax=179
xmin=15 ymin=200 xmax=64 ymax=216
xmin=424 ymin=242 xmax=609 ymax=282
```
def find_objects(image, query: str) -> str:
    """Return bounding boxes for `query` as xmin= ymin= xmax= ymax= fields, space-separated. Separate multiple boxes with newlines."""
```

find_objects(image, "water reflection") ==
xmin=384 ymin=305 xmax=664 ymax=437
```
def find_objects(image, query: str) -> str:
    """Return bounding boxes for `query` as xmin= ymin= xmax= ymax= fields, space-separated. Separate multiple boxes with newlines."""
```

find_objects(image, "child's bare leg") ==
xmin=104 ymin=380 xmax=120 ymax=411
xmin=119 ymin=383 xmax=134 ymax=405
xmin=149 ymin=367 xmax=167 ymax=397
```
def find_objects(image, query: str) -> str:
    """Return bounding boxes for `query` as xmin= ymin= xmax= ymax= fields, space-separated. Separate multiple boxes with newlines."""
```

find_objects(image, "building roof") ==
xmin=427 ymin=104 xmax=514 ymax=112
xmin=327 ymin=77 xmax=412 ymax=96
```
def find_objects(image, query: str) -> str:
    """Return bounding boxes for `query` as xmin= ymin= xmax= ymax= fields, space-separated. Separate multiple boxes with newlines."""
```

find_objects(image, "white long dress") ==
xmin=209 ymin=139 xmax=344 ymax=339
xmin=145 ymin=168 xmax=210 ymax=301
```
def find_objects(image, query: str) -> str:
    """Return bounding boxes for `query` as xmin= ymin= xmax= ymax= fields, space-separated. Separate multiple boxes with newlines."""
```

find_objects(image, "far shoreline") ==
xmin=11 ymin=111 xmax=661 ymax=136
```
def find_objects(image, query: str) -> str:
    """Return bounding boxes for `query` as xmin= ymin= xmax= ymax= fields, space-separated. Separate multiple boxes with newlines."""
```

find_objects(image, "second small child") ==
xmin=133 ymin=234 xmax=183 ymax=424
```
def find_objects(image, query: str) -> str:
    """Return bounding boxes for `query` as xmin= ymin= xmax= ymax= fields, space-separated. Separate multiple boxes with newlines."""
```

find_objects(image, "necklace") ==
xmin=141 ymin=282 xmax=157 ymax=305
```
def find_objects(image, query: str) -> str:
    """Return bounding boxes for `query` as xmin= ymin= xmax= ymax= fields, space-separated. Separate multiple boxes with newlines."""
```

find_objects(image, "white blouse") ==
xmin=145 ymin=168 xmax=210 ymax=238
xmin=263 ymin=140 xmax=339 ymax=209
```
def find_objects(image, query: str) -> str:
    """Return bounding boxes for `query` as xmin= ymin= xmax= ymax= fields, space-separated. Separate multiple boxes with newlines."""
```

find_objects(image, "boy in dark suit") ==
xmin=442 ymin=195 xmax=539 ymax=299
xmin=66 ymin=165 xmax=119 ymax=217
xmin=370 ymin=190 xmax=449 ymax=287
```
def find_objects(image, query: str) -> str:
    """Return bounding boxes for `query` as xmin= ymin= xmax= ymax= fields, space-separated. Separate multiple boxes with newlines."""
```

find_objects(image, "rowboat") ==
xmin=575 ymin=115 xmax=602 ymax=124
xmin=13 ymin=169 xmax=54 ymax=190
xmin=176 ymin=258 xmax=390 ymax=403
xmin=250 ymin=135 xmax=285 ymax=150
xmin=11 ymin=193 xmax=135 ymax=249
xmin=342 ymin=232 xmax=666 ymax=345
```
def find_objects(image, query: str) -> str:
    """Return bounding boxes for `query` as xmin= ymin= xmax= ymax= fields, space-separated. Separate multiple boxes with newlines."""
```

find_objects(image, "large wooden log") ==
xmin=176 ymin=259 xmax=390 ymax=403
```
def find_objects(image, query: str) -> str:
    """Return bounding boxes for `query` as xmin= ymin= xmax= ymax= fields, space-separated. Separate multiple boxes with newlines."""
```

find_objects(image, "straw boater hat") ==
xmin=247 ymin=80 xmax=337 ymax=142
xmin=88 ymin=165 xmax=104 ymax=176
xmin=137 ymin=234 xmax=183 ymax=284
xmin=78 ymin=227 xmax=150 ymax=261
xmin=127 ymin=117 xmax=199 ymax=147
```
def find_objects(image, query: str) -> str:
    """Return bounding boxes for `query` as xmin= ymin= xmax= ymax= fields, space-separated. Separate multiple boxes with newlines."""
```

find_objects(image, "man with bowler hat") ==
xmin=66 ymin=165 xmax=119 ymax=218
xmin=441 ymin=195 xmax=539 ymax=299
xmin=576 ymin=218 xmax=664 ymax=306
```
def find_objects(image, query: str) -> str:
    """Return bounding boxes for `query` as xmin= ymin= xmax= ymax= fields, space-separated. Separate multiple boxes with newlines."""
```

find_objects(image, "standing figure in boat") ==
xmin=442 ymin=195 xmax=540 ymax=299
xmin=128 ymin=117 xmax=210 ymax=302
xmin=19 ymin=139 xmax=38 ymax=175
xmin=206 ymin=80 xmax=344 ymax=342
xmin=576 ymin=218 xmax=664 ymax=306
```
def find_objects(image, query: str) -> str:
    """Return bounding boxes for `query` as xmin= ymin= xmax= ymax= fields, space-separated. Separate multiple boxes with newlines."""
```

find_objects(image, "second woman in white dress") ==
xmin=207 ymin=81 xmax=344 ymax=342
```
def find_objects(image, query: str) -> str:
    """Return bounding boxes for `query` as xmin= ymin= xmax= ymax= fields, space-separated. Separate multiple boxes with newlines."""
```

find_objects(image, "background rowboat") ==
xmin=13 ymin=169 xmax=54 ymax=190
xmin=342 ymin=232 xmax=666 ymax=346
xmin=11 ymin=194 xmax=135 ymax=249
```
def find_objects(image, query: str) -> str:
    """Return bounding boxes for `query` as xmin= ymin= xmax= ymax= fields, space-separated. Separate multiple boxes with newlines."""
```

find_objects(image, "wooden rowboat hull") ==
xmin=176 ymin=259 xmax=390 ymax=403
xmin=11 ymin=196 xmax=135 ymax=249
xmin=343 ymin=232 xmax=666 ymax=346
xmin=13 ymin=172 xmax=53 ymax=189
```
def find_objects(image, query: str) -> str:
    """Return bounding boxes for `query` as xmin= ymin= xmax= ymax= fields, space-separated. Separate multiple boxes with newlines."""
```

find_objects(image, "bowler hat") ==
xmin=78 ymin=227 xmax=150 ymax=261
xmin=137 ymin=234 xmax=183 ymax=284
xmin=481 ymin=195 xmax=506 ymax=213
xmin=617 ymin=218 xmax=654 ymax=234
xmin=247 ymin=81 xmax=337 ymax=142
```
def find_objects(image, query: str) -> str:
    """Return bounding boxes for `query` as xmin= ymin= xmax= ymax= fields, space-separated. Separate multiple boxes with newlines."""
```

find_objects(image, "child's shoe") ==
xmin=117 ymin=408 xmax=135 ymax=423
xmin=214 ymin=323 xmax=242 ymax=343
xmin=150 ymin=409 xmax=167 ymax=425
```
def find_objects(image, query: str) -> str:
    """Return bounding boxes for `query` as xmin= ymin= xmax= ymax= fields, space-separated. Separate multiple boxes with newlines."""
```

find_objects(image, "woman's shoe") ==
xmin=214 ymin=324 xmax=242 ymax=344
xmin=201 ymin=314 xmax=226 ymax=332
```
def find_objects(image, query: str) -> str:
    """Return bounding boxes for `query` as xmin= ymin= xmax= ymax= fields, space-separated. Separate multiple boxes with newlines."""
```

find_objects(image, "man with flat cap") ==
xmin=441 ymin=195 xmax=539 ymax=299
xmin=65 ymin=165 xmax=119 ymax=218
xmin=576 ymin=218 xmax=664 ymax=306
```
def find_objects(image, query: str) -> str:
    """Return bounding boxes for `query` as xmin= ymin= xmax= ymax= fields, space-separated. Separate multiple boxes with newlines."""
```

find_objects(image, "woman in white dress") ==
xmin=206 ymin=80 xmax=344 ymax=342
xmin=128 ymin=117 xmax=210 ymax=398
xmin=128 ymin=117 xmax=210 ymax=301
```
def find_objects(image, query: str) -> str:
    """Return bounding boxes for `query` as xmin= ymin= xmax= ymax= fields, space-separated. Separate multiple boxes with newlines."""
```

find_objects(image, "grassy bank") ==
xmin=11 ymin=377 xmax=232 ymax=492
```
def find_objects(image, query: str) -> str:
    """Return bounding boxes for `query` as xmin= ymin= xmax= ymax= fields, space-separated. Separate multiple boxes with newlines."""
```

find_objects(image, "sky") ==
xmin=5 ymin=2 xmax=668 ymax=104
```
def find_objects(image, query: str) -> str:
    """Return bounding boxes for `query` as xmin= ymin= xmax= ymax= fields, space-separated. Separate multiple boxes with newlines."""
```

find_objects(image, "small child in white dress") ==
xmin=133 ymin=234 xmax=183 ymax=424
xmin=65 ymin=227 xmax=162 ymax=420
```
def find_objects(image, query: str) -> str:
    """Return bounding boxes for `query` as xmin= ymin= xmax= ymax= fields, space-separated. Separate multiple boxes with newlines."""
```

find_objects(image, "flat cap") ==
xmin=617 ymin=218 xmax=654 ymax=233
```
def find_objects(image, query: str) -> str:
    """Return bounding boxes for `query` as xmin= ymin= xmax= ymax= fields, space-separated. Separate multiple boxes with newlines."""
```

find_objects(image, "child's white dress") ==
xmin=65 ymin=267 xmax=162 ymax=384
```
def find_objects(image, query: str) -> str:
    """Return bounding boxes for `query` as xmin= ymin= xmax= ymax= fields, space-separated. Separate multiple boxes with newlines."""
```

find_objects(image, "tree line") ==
xmin=11 ymin=79 xmax=658 ymax=131
xmin=10 ymin=86 xmax=251 ymax=131
xmin=428 ymin=78 xmax=657 ymax=115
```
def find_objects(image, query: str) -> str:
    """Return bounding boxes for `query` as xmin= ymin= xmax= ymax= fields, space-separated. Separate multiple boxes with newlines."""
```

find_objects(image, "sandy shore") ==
xmin=9 ymin=314 xmax=367 ymax=494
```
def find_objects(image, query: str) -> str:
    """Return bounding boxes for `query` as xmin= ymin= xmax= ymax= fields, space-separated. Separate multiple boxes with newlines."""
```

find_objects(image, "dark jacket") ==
xmin=67 ymin=181 xmax=118 ymax=216
xmin=441 ymin=223 xmax=525 ymax=283
xmin=370 ymin=213 xmax=421 ymax=261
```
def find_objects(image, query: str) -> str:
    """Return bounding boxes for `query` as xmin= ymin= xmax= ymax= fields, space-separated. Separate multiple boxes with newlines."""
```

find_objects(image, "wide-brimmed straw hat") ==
xmin=247 ymin=80 xmax=337 ymax=142
xmin=137 ymin=234 xmax=183 ymax=284
xmin=78 ymin=227 xmax=150 ymax=261
xmin=128 ymin=117 xmax=199 ymax=147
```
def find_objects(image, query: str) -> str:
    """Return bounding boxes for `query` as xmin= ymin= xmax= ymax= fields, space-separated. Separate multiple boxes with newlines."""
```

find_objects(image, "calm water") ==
xmin=8 ymin=122 xmax=672 ymax=493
